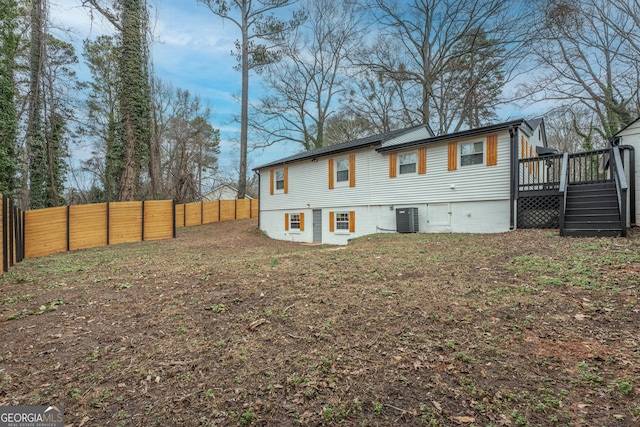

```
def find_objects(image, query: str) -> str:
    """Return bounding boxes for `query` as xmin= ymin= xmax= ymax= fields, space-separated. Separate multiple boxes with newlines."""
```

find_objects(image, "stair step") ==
xmin=565 ymin=207 xmax=619 ymax=213
xmin=564 ymin=221 xmax=622 ymax=230
xmin=565 ymin=201 xmax=618 ymax=212
xmin=568 ymin=182 xmax=615 ymax=190
xmin=562 ymin=229 xmax=622 ymax=237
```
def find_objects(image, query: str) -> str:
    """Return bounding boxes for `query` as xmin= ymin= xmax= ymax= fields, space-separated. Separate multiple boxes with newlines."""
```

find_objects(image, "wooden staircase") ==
xmin=561 ymin=182 xmax=623 ymax=237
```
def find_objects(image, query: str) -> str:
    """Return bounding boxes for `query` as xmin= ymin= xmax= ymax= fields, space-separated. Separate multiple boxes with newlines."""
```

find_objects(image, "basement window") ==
xmin=336 ymin=212 xmax=350 ymax=230
xmin=290 ymin=213 xmax=301 ymax=230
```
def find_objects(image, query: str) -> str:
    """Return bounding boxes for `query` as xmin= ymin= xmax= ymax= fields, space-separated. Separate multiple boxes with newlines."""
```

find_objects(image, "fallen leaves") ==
xmin=452 ymin=415 xmax=476 ymax=424
xmin=247 ymin=318 xmax=268 ymax=330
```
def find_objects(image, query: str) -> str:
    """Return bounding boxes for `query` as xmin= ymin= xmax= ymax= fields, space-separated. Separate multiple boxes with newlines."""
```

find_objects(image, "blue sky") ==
xmin=50 ymin=0 xmax=299 ymax=180
xmin=50 ymin=0 xmax=541 ymax=184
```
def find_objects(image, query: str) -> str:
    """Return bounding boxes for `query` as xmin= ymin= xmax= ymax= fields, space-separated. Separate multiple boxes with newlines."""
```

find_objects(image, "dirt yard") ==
xmin=0 ymin=219 xmax=638 ymax=426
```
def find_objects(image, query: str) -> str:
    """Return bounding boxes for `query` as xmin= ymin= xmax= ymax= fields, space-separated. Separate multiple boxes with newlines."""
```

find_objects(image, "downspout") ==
xmin=255 ymin=170 xmax=261 ymax=228
xmin=509 ymin=126 xmax=516 ymax=230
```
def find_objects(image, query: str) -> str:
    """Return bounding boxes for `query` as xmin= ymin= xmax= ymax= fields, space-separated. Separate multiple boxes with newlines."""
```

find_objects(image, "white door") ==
xmin=426 ymin=203 xmax=451 ymax=232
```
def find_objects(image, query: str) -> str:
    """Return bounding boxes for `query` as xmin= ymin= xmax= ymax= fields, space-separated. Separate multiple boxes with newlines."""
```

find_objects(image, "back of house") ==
xmin=254 ymin=119 xmax=546 ymax=244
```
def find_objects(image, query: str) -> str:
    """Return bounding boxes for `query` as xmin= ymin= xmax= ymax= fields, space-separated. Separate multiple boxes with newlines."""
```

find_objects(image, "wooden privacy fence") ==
xmin=175 ymin=199 xmax=258 ymax=228
xmin=1 ymin=198 xmax=259 ymax=274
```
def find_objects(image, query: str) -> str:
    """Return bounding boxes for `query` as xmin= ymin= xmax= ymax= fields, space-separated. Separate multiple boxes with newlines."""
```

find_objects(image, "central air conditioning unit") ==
xmin=396 ymin=207 xmax=419 ymax=233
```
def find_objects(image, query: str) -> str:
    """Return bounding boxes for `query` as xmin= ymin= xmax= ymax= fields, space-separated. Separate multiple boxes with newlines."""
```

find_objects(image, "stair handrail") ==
xmin=559 ymin=153 xmax=569 ymax=235
xmin=611 ymin=146 xmax=628 ymax=237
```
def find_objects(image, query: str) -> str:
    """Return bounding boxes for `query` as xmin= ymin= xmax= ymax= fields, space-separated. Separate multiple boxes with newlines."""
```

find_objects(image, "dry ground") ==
xmin=0 ymin=219 xmax=638 ymax=426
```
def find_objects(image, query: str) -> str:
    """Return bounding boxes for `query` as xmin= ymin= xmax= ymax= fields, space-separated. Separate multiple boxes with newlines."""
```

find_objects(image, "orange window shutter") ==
xmin=329 ymin=211 xmax=335 ymax=232
xmin=284 ymin=167 xmax=288 ymax=193
xmin=349 ymin=154 xmax=356 ymax=187
xmin=418 ymin=147 xmax=427 ymax=174
xmin=349 ymin=211 xmax=355 ymax=233
xmin=328 ymin=159 xmax=334 ymax=189
xmin=284 ymin=213 xmax=289 ymax=231
xmin=300 ymin=212 xmax=305 ymax=231
xmin=486 ymin=135 xmax=498 ymax=166
xmin=448 ymin=142 xmax=457 ymax=171
xmin=269 ymin=170 xmax=274 ymax=195
xmin=389 ymin=153 xmax=397 ymax=178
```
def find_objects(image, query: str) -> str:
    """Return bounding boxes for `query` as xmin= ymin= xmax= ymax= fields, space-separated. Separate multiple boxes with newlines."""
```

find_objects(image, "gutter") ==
xmin=376 ymin=119 xmax=530 ymax=154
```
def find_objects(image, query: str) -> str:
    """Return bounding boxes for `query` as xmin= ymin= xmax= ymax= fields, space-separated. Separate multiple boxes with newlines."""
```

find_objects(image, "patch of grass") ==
xmin=207 ymin=303 xmax=227 ymax=313
xmin=84 ymin=347 xmax=100 ymax=363
xmin=239 ymin=408 xmax=255 ymax=425
xmin=7 ymin=299 xmax=64 ymax=320
xmin=1 ymin=294 xmax=36 ymax=304
xmin=373 ymin=402 xmax=383 ymax=415
xmin=615 ymin=379 xmax=633 ymax=396
xmin=322 ymin=404 xmax=349 ymax=423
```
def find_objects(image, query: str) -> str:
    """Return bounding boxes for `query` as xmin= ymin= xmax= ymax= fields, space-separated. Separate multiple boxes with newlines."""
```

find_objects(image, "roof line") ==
xmin=377 ymin=119 xmax=530 ymax=153
xmin=252 ymin=123 xmax=432 ymax=170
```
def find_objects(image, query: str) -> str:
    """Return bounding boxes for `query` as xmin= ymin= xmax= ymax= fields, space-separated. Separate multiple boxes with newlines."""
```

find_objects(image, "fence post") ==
xmin=2 ymin=195 xmax=7 ymax=273
xmin=8 ymin=199 xmax=14 ymax=268
xmin=66 ymin=205 xmax=71 ymax=252
xmin=172 ymin=201 xmax=176 ymax=238
xmin=141 ymin=201 xmax=145 ymax=241
xmin=106 ymin=202 xmax=110 ymax=245
xmin=20 ymin=210 xmax=25 ymax=262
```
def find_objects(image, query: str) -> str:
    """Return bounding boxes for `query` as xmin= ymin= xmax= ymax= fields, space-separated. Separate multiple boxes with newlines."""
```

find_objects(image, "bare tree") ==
xmin=149 ymin=80 xmax=220 ymax=203
xmin=544 ymin=107 xmax=607 ymax=153
xmin=362 ymin=0 xmax=527 ymax=134
xmin=198 ymin=0 xmax=301 ymax=198
xmin=250 ymin=0 xmax=363 ymax=150
xmin=522 ymin=0 xmax=638 ymax=139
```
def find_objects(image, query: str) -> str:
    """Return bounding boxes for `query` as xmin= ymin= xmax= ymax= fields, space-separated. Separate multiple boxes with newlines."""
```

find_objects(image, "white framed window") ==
xmin=336 ymin=212 xmax=350 ymax=230
xmin=290 ymin=213 xmax=301 ymax=230
xmin=399 ymin=152 xmax=417 ymax=174
xmin=336 ymin=158 xmax=349 ymax=182
xmin=275 ymin=169 xmax=285 ymax=190
xmin=460 ymin=142 xmax=483 ymax=166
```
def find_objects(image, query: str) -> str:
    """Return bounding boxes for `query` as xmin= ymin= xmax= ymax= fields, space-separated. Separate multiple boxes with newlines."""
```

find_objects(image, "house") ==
xmin=254 ymin=119 xmax=548 ymax=244
xmin=202 ymin=184 xmax=253 ymax=201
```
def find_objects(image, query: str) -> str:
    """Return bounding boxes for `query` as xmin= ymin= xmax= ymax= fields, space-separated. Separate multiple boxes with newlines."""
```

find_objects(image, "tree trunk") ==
xmin=26 ymin=0 xmax=46 ymax=208
xmin=237 ymin=3 xmax=249 ymax=199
